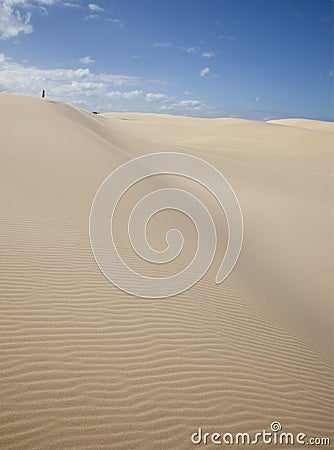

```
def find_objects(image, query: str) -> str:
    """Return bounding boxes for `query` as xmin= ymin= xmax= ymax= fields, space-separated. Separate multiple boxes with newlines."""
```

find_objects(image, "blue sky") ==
xmin=0 ymin=0 xmax=333 ymax=120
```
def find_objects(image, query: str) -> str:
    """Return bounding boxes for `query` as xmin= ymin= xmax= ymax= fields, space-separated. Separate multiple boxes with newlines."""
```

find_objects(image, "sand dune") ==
xmin=0 ymin=94 xmax=333 ymax=449
xmin=267 ymin=118 xmax=334 ymax=132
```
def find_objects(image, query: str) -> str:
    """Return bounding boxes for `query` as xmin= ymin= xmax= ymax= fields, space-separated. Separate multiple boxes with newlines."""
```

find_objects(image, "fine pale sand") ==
xmin=0 ymin=94 xmax=333 ymax=449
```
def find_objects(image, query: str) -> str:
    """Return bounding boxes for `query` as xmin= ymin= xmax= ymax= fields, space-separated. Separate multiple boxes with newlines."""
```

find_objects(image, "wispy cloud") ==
xmin=145 ymin=92 xmax=169 ymax=102
xmin=84 ymin=3 xmax=122 ymax=24
xmin=62 ymin=2 xmax=80 ymax=8
xmin=84 ymin=14 xmax=98 ymax=20
xmin=201 ymin=51 xmax=215 ymax=58
xmin=87 ymin=3 xmax=103 ymax=12
xmin=180 ymin=46 xmax=198 ymax=54
xmin=0 ymin=0 xmax=33 ymax=39
xmin=199 ymin=67 xmax=210 ymax=77
xmin=179 ymin=99 xmax=202 ymax=107
xmin=146 ymin=94 xmax=206 ymax=114
xmin=153 ymin=42 xmax=202 ymax=55
xmin=153 ymin=41 xmax=172 ymax=48
xmin=219 ymin=35 xmax=237 ymax=40
xmin=108 ymin=90 xmax=143 ymax=99
xmin=79 ymin=56 xmax=94 ymax=65
xmin=0 ymin=0 xmax=82 ymax=40
xmin=107 ymin=17 xmax=124 ymax=28
xmin=159 ymin=98 xmax=210 ymax=116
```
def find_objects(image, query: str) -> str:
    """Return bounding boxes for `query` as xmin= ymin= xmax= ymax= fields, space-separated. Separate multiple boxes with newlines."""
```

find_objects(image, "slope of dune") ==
xmin=0 ymin=94 xmax=333 ymax=449
xmin=266 ymin=118 xmax=334 ymax=132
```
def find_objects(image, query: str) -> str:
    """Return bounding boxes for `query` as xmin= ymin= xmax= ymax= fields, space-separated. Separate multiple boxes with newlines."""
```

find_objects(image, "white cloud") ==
xmin=159 ymin=98 xmax=209 ymax=116
xmin=0 ymin=56 xmax=142 ymax=103
xmin=108 ymin=90 xmax=143 ymax=99
xmin=72 ymin=99 xmax=88 ymax=106
xmin=62 ymin=2 xmax=80 ymax=7
xmin=153 ymin=41 xmax=172 ymax=48
xmin=201 ymin=51 xmax=215 ymax=58
xmin=0 ymin=0 xmax=83 ymax=40
xmin=0 ymin=54 xmax=219 ymax=117
xmin=252 ymin=96 xmax=261 ymax=102
xmin=329 ymin=70 xmax=334 ymax=78
xmin=159 ymin=104 xmax=174 ymax=111
xmin=199 ymin=67 xmax=210 ymax=77
xmin=181 ymin=46 xmax=198 ymax=54
xmin=87 ymin=3 xmax=103 ymax=11
xmin=179 ymin=99 xmax=202 ymax=107
xmin=84 ymin=14 xmax=98 ymax=20
xmin=145 ymin=92 xmax=169 ymax=102
xmin=79 ymin=56 xmax=94 ymax=65
xmin=0 ymin=0 xmax=34 ymax=39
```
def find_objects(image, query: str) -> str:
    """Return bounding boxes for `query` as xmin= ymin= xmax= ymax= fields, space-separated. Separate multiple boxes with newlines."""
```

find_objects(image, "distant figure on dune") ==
xmin=41 ymin=89 xmax=46 ymax=99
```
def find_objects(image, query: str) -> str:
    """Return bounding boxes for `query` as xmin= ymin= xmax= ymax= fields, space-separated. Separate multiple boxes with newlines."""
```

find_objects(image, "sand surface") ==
xmin=0 ymin=94 xmax=333 ymax=449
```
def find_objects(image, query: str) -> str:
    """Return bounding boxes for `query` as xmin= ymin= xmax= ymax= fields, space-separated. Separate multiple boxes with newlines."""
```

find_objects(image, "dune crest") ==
xmin=266 ymin=118 xmax=334 ymax=132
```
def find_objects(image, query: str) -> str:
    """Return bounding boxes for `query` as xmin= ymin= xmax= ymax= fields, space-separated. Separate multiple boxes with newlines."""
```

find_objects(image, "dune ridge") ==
xmin=0 ymin=95 xmax=333 ymax=449
xmin=266 ymin=118 xmax=334 ymax=132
